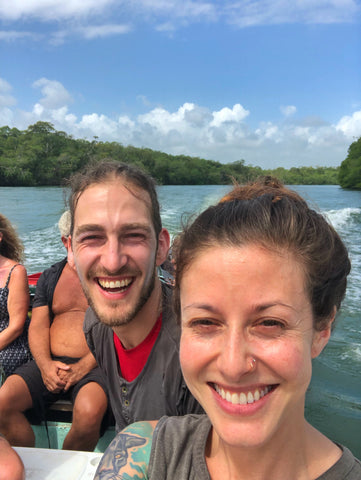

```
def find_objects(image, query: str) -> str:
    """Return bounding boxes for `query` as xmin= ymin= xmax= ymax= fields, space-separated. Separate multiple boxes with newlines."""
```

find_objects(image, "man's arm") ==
xmin=94 ymin=421 xmax=156 ymax=480
xmin=28 ymin=305 xmax=68 ymax=393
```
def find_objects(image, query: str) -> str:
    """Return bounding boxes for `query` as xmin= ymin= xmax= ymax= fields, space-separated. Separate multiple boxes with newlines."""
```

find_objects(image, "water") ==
xmin=0 ymin=184 xmax=360 ymax=457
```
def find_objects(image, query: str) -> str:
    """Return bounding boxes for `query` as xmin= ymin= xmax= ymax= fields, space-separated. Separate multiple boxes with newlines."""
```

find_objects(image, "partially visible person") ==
xmin=0 ymin=214 xmax=31 ymax=382
xmin=94 ymin=177 xmax=360 ymax=479
xmin=0 ymin=211 xmax=108 ymax=451
xmin=67 ymin=160 xmax=202 ymax=433
xmin=0 ymin=433 xmax=24 ymax=480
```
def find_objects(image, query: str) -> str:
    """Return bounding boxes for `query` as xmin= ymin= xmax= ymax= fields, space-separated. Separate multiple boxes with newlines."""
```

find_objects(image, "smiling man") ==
xmin=67 ymin=160 xmax=202 ymax=431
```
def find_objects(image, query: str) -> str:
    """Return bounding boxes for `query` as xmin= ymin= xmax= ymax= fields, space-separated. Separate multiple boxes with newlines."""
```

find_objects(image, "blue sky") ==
xmin=1 ymin=0 xmax=360 ymax=169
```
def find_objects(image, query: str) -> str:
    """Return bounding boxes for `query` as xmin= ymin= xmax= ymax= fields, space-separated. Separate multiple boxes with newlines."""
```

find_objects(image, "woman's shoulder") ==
xmin=318 ymin=445 xmax=361 ymax=479
xmin=7 ymin=263 xmax=27 ymax=284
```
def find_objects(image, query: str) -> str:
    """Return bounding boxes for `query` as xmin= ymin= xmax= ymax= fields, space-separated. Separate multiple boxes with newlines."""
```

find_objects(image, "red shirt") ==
xmin=113 ymin=314 xmax=162 ymax=382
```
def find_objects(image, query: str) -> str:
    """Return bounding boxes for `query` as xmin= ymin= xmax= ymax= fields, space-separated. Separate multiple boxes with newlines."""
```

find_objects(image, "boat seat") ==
xmin=48 ymin=399 xmax=73 ymax=412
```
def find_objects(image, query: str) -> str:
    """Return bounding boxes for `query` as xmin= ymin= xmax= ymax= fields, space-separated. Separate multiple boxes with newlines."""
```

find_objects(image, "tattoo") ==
xmin=94 ymin=421 xmax=155 ymax=479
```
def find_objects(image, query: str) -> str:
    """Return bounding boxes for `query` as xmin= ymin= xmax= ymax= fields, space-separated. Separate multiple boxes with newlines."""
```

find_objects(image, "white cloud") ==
xmin=32 ymin=78 xmax=73 ymax=109
xmin=225 ymin=0 xmax=360 ymax=27
xmin=0 ymin=78 xmax=16 ymax=107
xmin=211 ymin=104 xmax=250 ymax=127
xmin=0 ymin=30 xmax=39 ymax=41
xmin=280 ymin=105 xmax=297 ymax=117
xmin=79 ymin=24 xmax=132 ymax=39
xmin=1 ymin=77 xmax=358 ymax=168
xmin=0 ymin=0 xmax=115 ymax=21
xmin=0 ymin=0 xmax=358 ymax=44
xmin=336 ymin=111 xmax=361 ymax=138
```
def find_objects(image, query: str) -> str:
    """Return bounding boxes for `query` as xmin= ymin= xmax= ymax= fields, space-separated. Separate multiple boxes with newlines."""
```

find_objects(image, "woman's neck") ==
xmin=206 ymin=419 xmax=341 ymax=480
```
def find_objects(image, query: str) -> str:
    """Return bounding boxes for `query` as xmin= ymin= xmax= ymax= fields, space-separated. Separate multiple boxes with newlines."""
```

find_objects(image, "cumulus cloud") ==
xmin=211 ymin=104 xmax=250 ymax=127
xmin=32 ymin=78 xmax=73 ymax=109
xmin=336 ymin=111 xmax=361 ymax=138
xmin=2 ymin=77 xmax=359 ymax=168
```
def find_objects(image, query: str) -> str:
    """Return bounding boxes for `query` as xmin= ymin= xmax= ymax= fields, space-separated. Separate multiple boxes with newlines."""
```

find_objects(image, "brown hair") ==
xmin=173 ymin=177 xmax=351 ymax=331
xmin=0 ymin=214 xmax=24 ymax=263
xmin=67 ymin=160 xmax=162 ymax=237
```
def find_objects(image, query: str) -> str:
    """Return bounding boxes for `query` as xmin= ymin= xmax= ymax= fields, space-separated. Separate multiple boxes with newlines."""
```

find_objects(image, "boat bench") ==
xmin=46 ymin=399 xmax=73 ymax=424
xmin=48 ymin=399 xmax=73 ymax=412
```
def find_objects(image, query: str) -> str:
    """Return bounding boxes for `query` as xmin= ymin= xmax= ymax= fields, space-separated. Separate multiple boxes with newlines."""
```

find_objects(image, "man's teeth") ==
xmin=214 ymin=385 xmax=271 ymax=405
xmin=98 ymin=278 xmax=132 ymax=289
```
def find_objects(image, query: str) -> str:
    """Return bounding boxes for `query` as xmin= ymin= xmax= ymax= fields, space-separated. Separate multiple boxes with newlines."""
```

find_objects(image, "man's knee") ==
xmin=73 ymin=383 xmax=107 ymax=428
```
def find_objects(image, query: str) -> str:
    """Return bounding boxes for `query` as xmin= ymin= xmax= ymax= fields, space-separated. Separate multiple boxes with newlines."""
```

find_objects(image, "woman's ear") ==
xmin=311 ymin=308 xmax=336 ymax=359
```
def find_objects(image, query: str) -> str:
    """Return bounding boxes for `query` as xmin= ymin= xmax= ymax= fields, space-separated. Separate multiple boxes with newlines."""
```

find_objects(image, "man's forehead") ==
xmin=76 ymin=178 xmax=151 ymax=207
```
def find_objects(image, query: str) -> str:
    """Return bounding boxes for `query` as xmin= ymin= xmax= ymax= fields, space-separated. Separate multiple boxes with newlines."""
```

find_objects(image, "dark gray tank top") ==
xmin=148 ymin=415 xmax=361 ymax=479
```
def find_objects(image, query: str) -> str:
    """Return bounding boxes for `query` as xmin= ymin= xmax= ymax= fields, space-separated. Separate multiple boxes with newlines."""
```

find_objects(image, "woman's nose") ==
xmin=217 ymin=332 xmax=255 ymax=382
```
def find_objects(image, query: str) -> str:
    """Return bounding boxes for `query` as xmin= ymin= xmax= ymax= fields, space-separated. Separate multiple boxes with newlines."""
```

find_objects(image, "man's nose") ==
xmin=100 ymin=238 xmax=128 ymax=273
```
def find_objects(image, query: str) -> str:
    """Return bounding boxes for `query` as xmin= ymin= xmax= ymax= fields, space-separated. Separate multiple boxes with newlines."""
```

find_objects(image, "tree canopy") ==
xmin=339 ymin=137 xmax=361 ymax=189
xmin=0 ymin=122 xmax=340 ymax=186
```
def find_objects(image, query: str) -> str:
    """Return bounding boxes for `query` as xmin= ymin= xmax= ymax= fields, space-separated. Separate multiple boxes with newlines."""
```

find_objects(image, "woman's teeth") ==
xmin=214 ymin=384 xmax=272 ymax=405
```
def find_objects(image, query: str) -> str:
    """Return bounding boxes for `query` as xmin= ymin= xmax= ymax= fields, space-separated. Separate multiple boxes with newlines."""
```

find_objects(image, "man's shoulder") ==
xmin=40 ymin=257 xmax=67 ymax=279
xmin=83 ymin=308 xmax=109 ymax=335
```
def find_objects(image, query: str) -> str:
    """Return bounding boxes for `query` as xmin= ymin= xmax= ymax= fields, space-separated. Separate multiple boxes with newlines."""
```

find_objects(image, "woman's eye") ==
xmin=261 ymin=319 xmax=284 ymax=327
xmin=188 ymin=319 xmax=219 ymax=330
xmin=256 ymin=319 xmax=287 ymax=335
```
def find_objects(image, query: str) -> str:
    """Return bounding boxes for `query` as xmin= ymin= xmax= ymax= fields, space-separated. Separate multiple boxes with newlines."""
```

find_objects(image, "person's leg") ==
xmin=0 ymin=434 xmax=25 ymax=480
xmin=63 ymin=381 xmax=107 ymax=451
xmin=0 ymin=375 xmax=34 ymax=447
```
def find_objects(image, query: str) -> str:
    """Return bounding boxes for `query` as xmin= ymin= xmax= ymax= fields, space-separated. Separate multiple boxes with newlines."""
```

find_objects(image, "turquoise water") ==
xmin=1 ymin=184 xmax=360 ymax=457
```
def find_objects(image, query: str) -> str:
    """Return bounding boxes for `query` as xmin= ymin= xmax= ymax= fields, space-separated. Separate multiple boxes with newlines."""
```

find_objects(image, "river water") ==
xmin=1 ymin=184 xmax=360 ymax=457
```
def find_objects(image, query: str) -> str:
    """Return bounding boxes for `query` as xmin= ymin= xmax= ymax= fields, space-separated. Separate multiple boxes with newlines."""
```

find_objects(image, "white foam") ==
xmin=323 ymin=207 xmax=360 ymax=230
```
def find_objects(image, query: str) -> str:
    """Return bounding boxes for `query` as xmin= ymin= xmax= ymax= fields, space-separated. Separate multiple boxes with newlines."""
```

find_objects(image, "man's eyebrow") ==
xmin=74 ymin=223 xmax=153 ymax=235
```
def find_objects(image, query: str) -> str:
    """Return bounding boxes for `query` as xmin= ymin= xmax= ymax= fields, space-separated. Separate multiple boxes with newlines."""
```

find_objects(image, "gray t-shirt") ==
xmin=83 ymin=284 xmax=202 ymax=432
xmin=149 ymin=415 xmax=361 ymax=479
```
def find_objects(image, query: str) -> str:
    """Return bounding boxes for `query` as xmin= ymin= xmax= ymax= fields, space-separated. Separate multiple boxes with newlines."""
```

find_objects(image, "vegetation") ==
xmin=339 ymin=137 xmax=361 ymax=189
xmin=0 ymin=122 xmax=340 ymax=186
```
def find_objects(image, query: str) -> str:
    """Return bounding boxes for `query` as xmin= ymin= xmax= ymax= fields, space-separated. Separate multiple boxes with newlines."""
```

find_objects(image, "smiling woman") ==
xmin=84 ymin=177 xmax=360 ymax=479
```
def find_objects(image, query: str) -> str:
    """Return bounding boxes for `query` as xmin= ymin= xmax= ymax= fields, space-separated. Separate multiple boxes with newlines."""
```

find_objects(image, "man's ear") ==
xmin=156 ymin=228 xmax=171 ymax=266
xmin=311 ymin=309 xmax=336 ymax=359
xmin=67 ymin=235 xmax=76 ymax=269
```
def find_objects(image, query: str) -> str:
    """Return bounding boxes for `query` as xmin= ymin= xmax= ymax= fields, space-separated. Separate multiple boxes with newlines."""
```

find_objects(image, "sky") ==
xmin=0 ymin=0 xmax=361 ymax=169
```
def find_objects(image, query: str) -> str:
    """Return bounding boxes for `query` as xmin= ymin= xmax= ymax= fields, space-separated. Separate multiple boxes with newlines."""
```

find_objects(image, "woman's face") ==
xmin=179 ymin=244 xmax=331 ymax=449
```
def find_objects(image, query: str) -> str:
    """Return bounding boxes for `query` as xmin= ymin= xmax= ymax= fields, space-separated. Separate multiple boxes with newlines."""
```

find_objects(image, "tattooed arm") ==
xmin=94 ymin=421 xmax=157 ymax=480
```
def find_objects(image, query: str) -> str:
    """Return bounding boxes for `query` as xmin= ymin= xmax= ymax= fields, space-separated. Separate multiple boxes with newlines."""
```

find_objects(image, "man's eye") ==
xmin=80 ymin=234 xmax=103 ymax=243
xmin=124 ymin=233 xmax=146 ymax=241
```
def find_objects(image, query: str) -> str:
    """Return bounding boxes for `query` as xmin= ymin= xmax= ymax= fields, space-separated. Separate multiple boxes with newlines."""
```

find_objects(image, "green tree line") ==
xmin=339 ymin=136 xmax=361 ymax=189
xmin=0 ymin=121 xmax=344 ymax=187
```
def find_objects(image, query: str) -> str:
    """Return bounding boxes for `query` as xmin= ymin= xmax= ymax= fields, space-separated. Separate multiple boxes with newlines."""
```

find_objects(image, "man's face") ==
xmin=68 ymin=179 xmax=167 ymax=327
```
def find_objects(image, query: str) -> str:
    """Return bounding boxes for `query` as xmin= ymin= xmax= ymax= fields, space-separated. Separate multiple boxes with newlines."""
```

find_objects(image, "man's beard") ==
xmin=85 ymin=264 xmax=157 ymax=328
